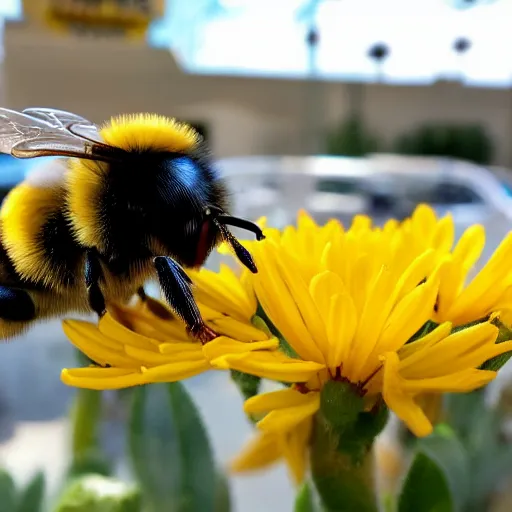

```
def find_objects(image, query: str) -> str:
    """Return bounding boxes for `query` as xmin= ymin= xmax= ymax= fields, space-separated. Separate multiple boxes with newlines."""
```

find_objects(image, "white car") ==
xmin=218 ymin=154 xmax=512 ymax=269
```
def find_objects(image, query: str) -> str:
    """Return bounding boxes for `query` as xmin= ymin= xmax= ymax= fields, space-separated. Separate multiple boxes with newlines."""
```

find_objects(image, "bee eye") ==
xmin=183 ymin=220 xmax=197 ymax=235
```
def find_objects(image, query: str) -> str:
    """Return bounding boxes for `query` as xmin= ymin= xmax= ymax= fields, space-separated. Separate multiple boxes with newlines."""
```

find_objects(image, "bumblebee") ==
xmin=0 ymin=107 xmax=264 ymax=342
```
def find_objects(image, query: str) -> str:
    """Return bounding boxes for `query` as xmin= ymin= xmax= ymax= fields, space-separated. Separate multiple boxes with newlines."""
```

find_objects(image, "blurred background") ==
xmin=2 ymin=0 xmax=512 ymax=510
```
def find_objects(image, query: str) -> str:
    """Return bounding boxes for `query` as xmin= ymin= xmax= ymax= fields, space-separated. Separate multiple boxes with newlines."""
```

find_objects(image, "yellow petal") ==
xmin=381 ymin=352 xmax=433 ymax=437
xmin=411 ymin=204 xmax=437 ymax=235
xmin=309 ymin=270 xmax=342 ymax=327
xmin=403 ymin=368 xmax=497 ymax=393
xmin=272 ymin=249 xmax=328 ymax=358
xmin=394 ymin=249 xmax=436 ymax=302
xmin=349 ymin=266 xmax=397 ymax=377
xmin=98 ymin=313 xmax=161 ymax=351
xmin=124 ymin=344 xmax=205 ymax=366
xmin=378 ymin=276 xmax=439 ymax=353
xmin=65 ymin=366 xmax=135 ymax=378
xmin=326 ymin=292 xmax=357 ymax=369
xmin=159 ymin=342 xmax=205 ymax=355
xmin=257 ymin=393 xmax=320 ymax=434
xmin=398 ymin=322 xmax=453 ymax=360
xmin=432 ymin=214 xmax=454 ymax=253
xmin=279 ymin=418 xmax=312 ymax=485
xmin=140 ymin=359 xmax=210 ymax=382
xmin=207 ymin=316 xmax=269 ymax=342
xmin=230 ymin=431 xmax=281 ymax=473
xmin=211 ymin=351 xmax=325 ymax=382
xmin=190 ymin=266 xmax=254 ymax=321
xmin=401 ymin=322 xmax=498 ymax=377
xmin=252 ymin=247 xmax=324 ymax=363
xmin=202 ymin=336 xmax=279 ymax=361
xmin=452 ymin=224 xmax=485 ymax=270
xmin=244 ymin=388 xmax=317 ymax=414
xmin=446 ymin=233 xmax=512 ymax=323
xmin=62 ymin=320 xmax=138 ymax=368
xmin=61 ymin=367 xmax=147 ymax=390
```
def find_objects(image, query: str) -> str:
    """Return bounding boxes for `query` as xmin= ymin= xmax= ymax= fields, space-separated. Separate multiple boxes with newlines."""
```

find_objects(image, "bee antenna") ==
xmin=212 ymin=218 xmax=259 ymax=274
xmin=215 ymin=215 xmax=265 ymax=241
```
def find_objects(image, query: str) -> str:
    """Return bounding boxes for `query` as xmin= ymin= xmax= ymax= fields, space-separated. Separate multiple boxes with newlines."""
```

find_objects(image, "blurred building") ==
xmin=0 ymin=0 xmax=511 ymax=166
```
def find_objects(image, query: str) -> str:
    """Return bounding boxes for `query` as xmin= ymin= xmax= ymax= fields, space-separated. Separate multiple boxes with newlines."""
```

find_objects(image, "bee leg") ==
xmin=137 ymin=286 xmax=147 ymax=301
xmin=136 ymin=285 xmax=174 ymax=320
xmin=0 ymin=286 xmax=36 ymax=322
xmin=153 ymin=256 xmax=216 ymax=343
xmin=85 ymin=250 xmax=106 ymax=318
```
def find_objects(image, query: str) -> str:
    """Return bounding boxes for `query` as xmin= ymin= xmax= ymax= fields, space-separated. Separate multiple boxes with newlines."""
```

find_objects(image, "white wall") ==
xmin=3 ymin=22 xmax=512 ymax=166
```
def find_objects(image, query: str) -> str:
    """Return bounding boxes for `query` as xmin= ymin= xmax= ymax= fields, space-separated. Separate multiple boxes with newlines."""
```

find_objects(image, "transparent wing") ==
xmin=22 ymin=107 xmax=104 ymax=144
xmin=22 ymin=107 xmax=92 ymax=128
xmin=0 ymin=107 xmax=120 ymax=161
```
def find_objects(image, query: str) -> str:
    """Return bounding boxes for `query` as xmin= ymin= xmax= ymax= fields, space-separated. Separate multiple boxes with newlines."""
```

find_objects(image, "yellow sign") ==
xmin=40 ymin=0 xmax=165 ymax=39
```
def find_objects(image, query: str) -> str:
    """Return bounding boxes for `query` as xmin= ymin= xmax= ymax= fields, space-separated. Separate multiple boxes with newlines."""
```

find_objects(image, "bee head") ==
xmin=157 ymin=154 xmax=264 ymax=272
xmin=177 ymin=206 xmax=265 ymax=273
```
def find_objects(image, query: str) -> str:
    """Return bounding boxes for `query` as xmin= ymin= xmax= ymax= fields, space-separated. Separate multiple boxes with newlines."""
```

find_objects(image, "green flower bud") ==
xmin=230 ymin=370 xmax=260 ymax=401
xmin=320 ymin=380 xmax=364 ymax=431
xmin=55 ymin=475 xmax=141 ymax=512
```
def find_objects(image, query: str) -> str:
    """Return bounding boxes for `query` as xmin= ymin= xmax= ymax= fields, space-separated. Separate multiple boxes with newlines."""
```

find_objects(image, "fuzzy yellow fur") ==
xmin=66 ymin=158 xmax=107 ymax=250
xmin=67 ymin=113 xmax=199 ymax=249
xmin=0 ymin=183 xmax=66 ymax=289
xmin=99 ymin=113 xmax=199 ymax=153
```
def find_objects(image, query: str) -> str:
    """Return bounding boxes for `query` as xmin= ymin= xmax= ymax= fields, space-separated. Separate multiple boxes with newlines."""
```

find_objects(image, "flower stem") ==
xmin=71 ymin=388 xmax=102 ymax=460
xmin=310 ymin=414 xmax=378 ymax=512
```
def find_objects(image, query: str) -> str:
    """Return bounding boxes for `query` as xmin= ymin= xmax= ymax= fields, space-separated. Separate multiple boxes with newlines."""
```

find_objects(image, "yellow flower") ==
xmin=59 ymin=205 xmax=512 ymax=485
xmin=60 ymin=291 xmax=282 ymax=390
xmin=231 ymin=414 xmax=313 ymax=485
xmin=209 ymin=210 xmax=512 ymax=483
xmin=400 ymin=204 xmax=512 ymax=326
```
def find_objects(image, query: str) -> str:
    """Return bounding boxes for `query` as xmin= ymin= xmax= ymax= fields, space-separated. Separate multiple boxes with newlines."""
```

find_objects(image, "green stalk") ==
xmin=71 ymin=388 xmax=102 ymax=460
xmin=310 ymin=413 xmax=378 ymax=512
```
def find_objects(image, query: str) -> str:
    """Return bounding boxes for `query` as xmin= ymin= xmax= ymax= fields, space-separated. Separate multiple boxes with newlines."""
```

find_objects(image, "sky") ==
xmin=2 ymin=0 xmax=512 ymax=87
xmin=181 ymin=0 xmax=512 ymax=86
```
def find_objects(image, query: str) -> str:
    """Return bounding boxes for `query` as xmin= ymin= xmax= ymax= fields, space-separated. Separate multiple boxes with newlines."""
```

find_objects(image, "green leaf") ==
xmin=442 ymin=390 xmax=487 ymax=442
xmin=129 ymin=383 xmax=216 ymax=512
xmin=398 ymin=426 xmax=470 ymax=512
xmin=399 ymin=452 xmax=452 ymax=512
xmin=294 ymin=481 xmax=315 ymax=512
xmin=214 ymin=471 xmax=231 ymax=512
xmin=17 ymin=471 xmax=45 ymax=512
xmin=0 ymin=469 xmax=17 ymax=512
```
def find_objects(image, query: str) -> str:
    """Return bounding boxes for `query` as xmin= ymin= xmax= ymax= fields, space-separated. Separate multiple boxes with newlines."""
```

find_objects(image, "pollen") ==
xmin=100 ymin=113 xmax=200 ymax=153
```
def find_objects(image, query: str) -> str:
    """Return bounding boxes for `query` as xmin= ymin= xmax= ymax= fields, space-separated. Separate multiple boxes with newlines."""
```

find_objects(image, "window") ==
xmin=408 ymin=181 xmax=483 ymax=205
xmin=315 ymin=178 xmax=363 ymax=195
xmin=433 ymin=182 xmax=483 ymax=204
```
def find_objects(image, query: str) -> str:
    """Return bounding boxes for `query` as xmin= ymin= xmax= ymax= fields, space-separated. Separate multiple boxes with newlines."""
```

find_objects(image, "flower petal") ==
xmin=62 ymin=320 xmax=138 ymax=368
xmin=403 ymin=368 xmax=497 ymax=393
xmin=279 ymin=418 xmax=312 ymax=485
xmin=230 ymin=432 xmax=281 ymax=473
xmin=207 ymin=316 xmax=269 ymax=342
xmin=140 ymin=359 xmax=210 ymax=382
xmin=61 ymin=367 xmax=147 ymax=390
xmin=244 ymin=388 xmax=317 ymax=414
xmin=202 ymin=336 xmax=279 ymax=361
xmin=212 ymin=351 xmax=325 ymax=382
xmin=381 ymin=352 xmax=433 ymax=437
xmin=257 ymin=393 xmax=320 ymax=434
